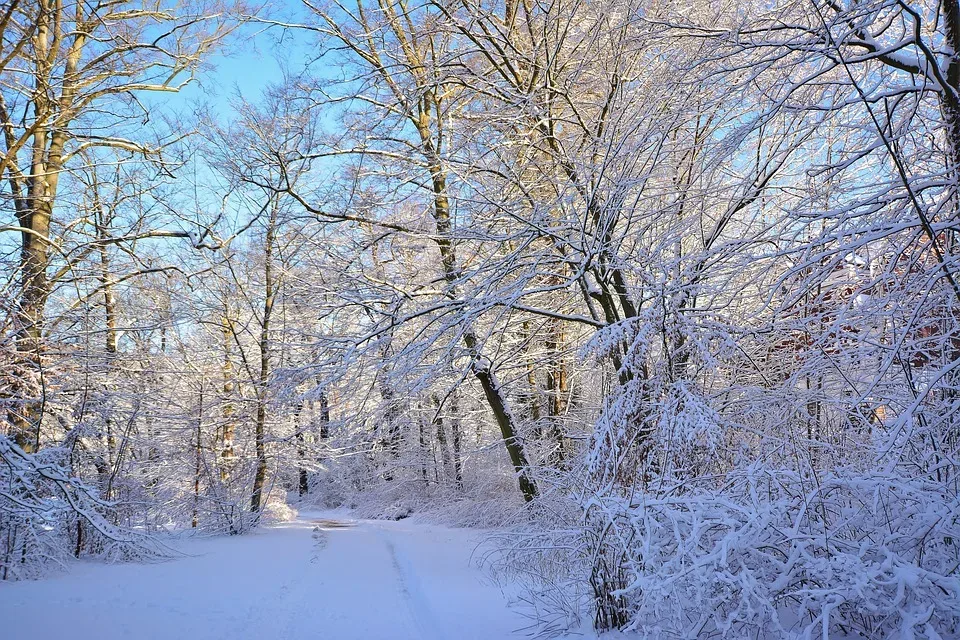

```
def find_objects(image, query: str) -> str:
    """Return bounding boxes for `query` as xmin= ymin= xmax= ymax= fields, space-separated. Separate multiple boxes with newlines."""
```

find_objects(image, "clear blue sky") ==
xmin=155 ymin=19 xmax=320 ymax=122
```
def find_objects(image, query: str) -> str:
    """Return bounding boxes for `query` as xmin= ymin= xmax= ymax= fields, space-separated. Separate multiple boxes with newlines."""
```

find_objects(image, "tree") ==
xmin=259 ymin=0 xmax=541 ymax=501
xmin=0 ymin=0 xmax=235 ymax=577
xmin=0 ymin=0 xmax=231 ymax=449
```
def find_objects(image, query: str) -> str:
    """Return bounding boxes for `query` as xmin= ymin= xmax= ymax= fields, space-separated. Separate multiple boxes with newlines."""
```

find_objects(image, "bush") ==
xmin=0 ymin=434 xmax=168 ymax=580
xmin=582 ymin=467 xmax=960 ymax=639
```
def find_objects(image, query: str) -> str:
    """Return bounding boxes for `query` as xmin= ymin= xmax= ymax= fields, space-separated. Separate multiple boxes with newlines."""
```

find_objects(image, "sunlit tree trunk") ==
xmin=220 ymin=305 xmax=237 ymax=482
xmin=250 ymin=199 xmax=280 ymax=513
xmin=544 ymin=321 xmax=567 ymax=467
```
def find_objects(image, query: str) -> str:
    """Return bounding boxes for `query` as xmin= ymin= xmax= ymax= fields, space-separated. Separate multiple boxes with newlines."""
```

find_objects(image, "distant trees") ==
xmin=202 ymin=85 xmax=320 ymax=513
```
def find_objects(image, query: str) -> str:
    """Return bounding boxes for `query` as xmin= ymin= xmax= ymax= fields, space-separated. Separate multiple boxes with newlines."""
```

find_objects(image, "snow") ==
xmin=0 ymin=513 xmax=536 ymax=640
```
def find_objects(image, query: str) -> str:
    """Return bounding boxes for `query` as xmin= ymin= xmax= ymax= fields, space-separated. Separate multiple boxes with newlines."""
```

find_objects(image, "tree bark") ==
xmin=432 ymin=395 xmax=454 ymax=484
xmin=250 ymin=200 xmax=279 ymax=514
xmin=220 ymin=305 xmax=237 ymax=482
xmin=428 ymin=158 xmax=538 ymax=501
xmin=193 ymin=385 xmax=204 ymax=529
xmin=295 ymin=402 xmax=309 ymax=497
xmin=544 ymin=321 xmax=567 ymax=467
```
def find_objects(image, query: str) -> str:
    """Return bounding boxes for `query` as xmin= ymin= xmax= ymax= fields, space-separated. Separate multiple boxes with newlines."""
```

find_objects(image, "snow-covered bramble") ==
xmin=0 ymin=434 xmax=168 ymax=580
xmin=581 ymin=467 xmax=960 ymax=639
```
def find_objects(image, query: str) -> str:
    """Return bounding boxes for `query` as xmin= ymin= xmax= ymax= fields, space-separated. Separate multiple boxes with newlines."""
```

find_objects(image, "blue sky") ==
xmin=132 ymin=21 xmax=329 ymax=236
xmin=155 ymin=19 xmax=320 ymax=122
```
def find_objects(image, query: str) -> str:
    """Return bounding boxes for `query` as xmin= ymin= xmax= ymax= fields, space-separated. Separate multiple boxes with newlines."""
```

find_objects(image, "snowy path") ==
xmin=0 ymin=515 xmax=532 ymax=640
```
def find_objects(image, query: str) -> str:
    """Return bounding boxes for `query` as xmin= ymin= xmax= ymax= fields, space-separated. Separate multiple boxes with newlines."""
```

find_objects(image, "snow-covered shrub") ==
xmin=580 ymin=467 xmax=960 ymax=639
xmin=486 ymin=491 xmax=596 ymax=635
xmin=499 ymin=466 xmax=960 ymax=638
xmin=502 ymin=295 xmax=960 ymax=639
xmin=0 ymin=434 xmax=168 ymax=580
xmin=260 ymin=499 xmax=298 ymax=523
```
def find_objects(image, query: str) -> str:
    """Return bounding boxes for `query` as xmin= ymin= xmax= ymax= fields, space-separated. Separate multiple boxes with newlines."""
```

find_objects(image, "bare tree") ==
xmin=0 ymin=0 xmax=232 ymax=449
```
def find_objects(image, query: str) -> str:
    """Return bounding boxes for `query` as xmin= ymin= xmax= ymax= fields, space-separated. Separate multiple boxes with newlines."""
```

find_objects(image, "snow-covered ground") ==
xmin=0 ymin=513 xmax=540 ymax=639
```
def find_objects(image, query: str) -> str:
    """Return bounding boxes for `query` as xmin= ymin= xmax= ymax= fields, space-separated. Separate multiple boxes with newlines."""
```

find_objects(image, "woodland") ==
xmin=3 ymin=0 xmax=960 ymax=637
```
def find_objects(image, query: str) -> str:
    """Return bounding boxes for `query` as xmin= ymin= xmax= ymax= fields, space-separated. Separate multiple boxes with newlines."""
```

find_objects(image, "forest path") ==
xmin=0 ymin=513 xmax=532 ymax=640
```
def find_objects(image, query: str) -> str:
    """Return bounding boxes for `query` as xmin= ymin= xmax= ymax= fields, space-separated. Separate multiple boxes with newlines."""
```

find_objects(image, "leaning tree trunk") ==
xmin=424 ymin=143 xmax=538 ymax=502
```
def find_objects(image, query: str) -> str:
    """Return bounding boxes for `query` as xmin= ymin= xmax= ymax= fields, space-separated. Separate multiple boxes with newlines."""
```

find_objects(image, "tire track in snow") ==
xmin=375 ymin=525 xmax=448 ymax=640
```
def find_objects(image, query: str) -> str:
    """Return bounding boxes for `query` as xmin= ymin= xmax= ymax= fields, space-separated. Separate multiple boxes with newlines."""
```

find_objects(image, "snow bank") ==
xmin=260 ymin=500 xmax=298 ymax=523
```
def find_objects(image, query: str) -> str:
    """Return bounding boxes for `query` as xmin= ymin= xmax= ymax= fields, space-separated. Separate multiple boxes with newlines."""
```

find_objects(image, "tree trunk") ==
xmin=318 ymin=392 xmax=330 ymax=439
xmin=428 ymin=164 xmax=538 ymax=501
xmin=193 ymin=385 xmax=204 ymax=529
xmin=544 ymin=321 xmax=567 ymax=467
xmin=295 ymin=402 xmax=309 ymax=497
xmin=418 ymin=407 xmax=430 ymax=485
xmin=250 ymin=200 xmax=279 ymax=514
xmin=7 ymin=0 xmax=86 ymax=452
xmin=432 ymin=395 xmax=454 ymax=484
xmin=96 ymin=188 xmax=119 ymax=472
xmin=449 ymin=400 xmax=464 ymax=491
xmin=220 ymin=305 xmax=237 ymax=482
xmin=522 ymin=321 xmax=543 ymax=441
